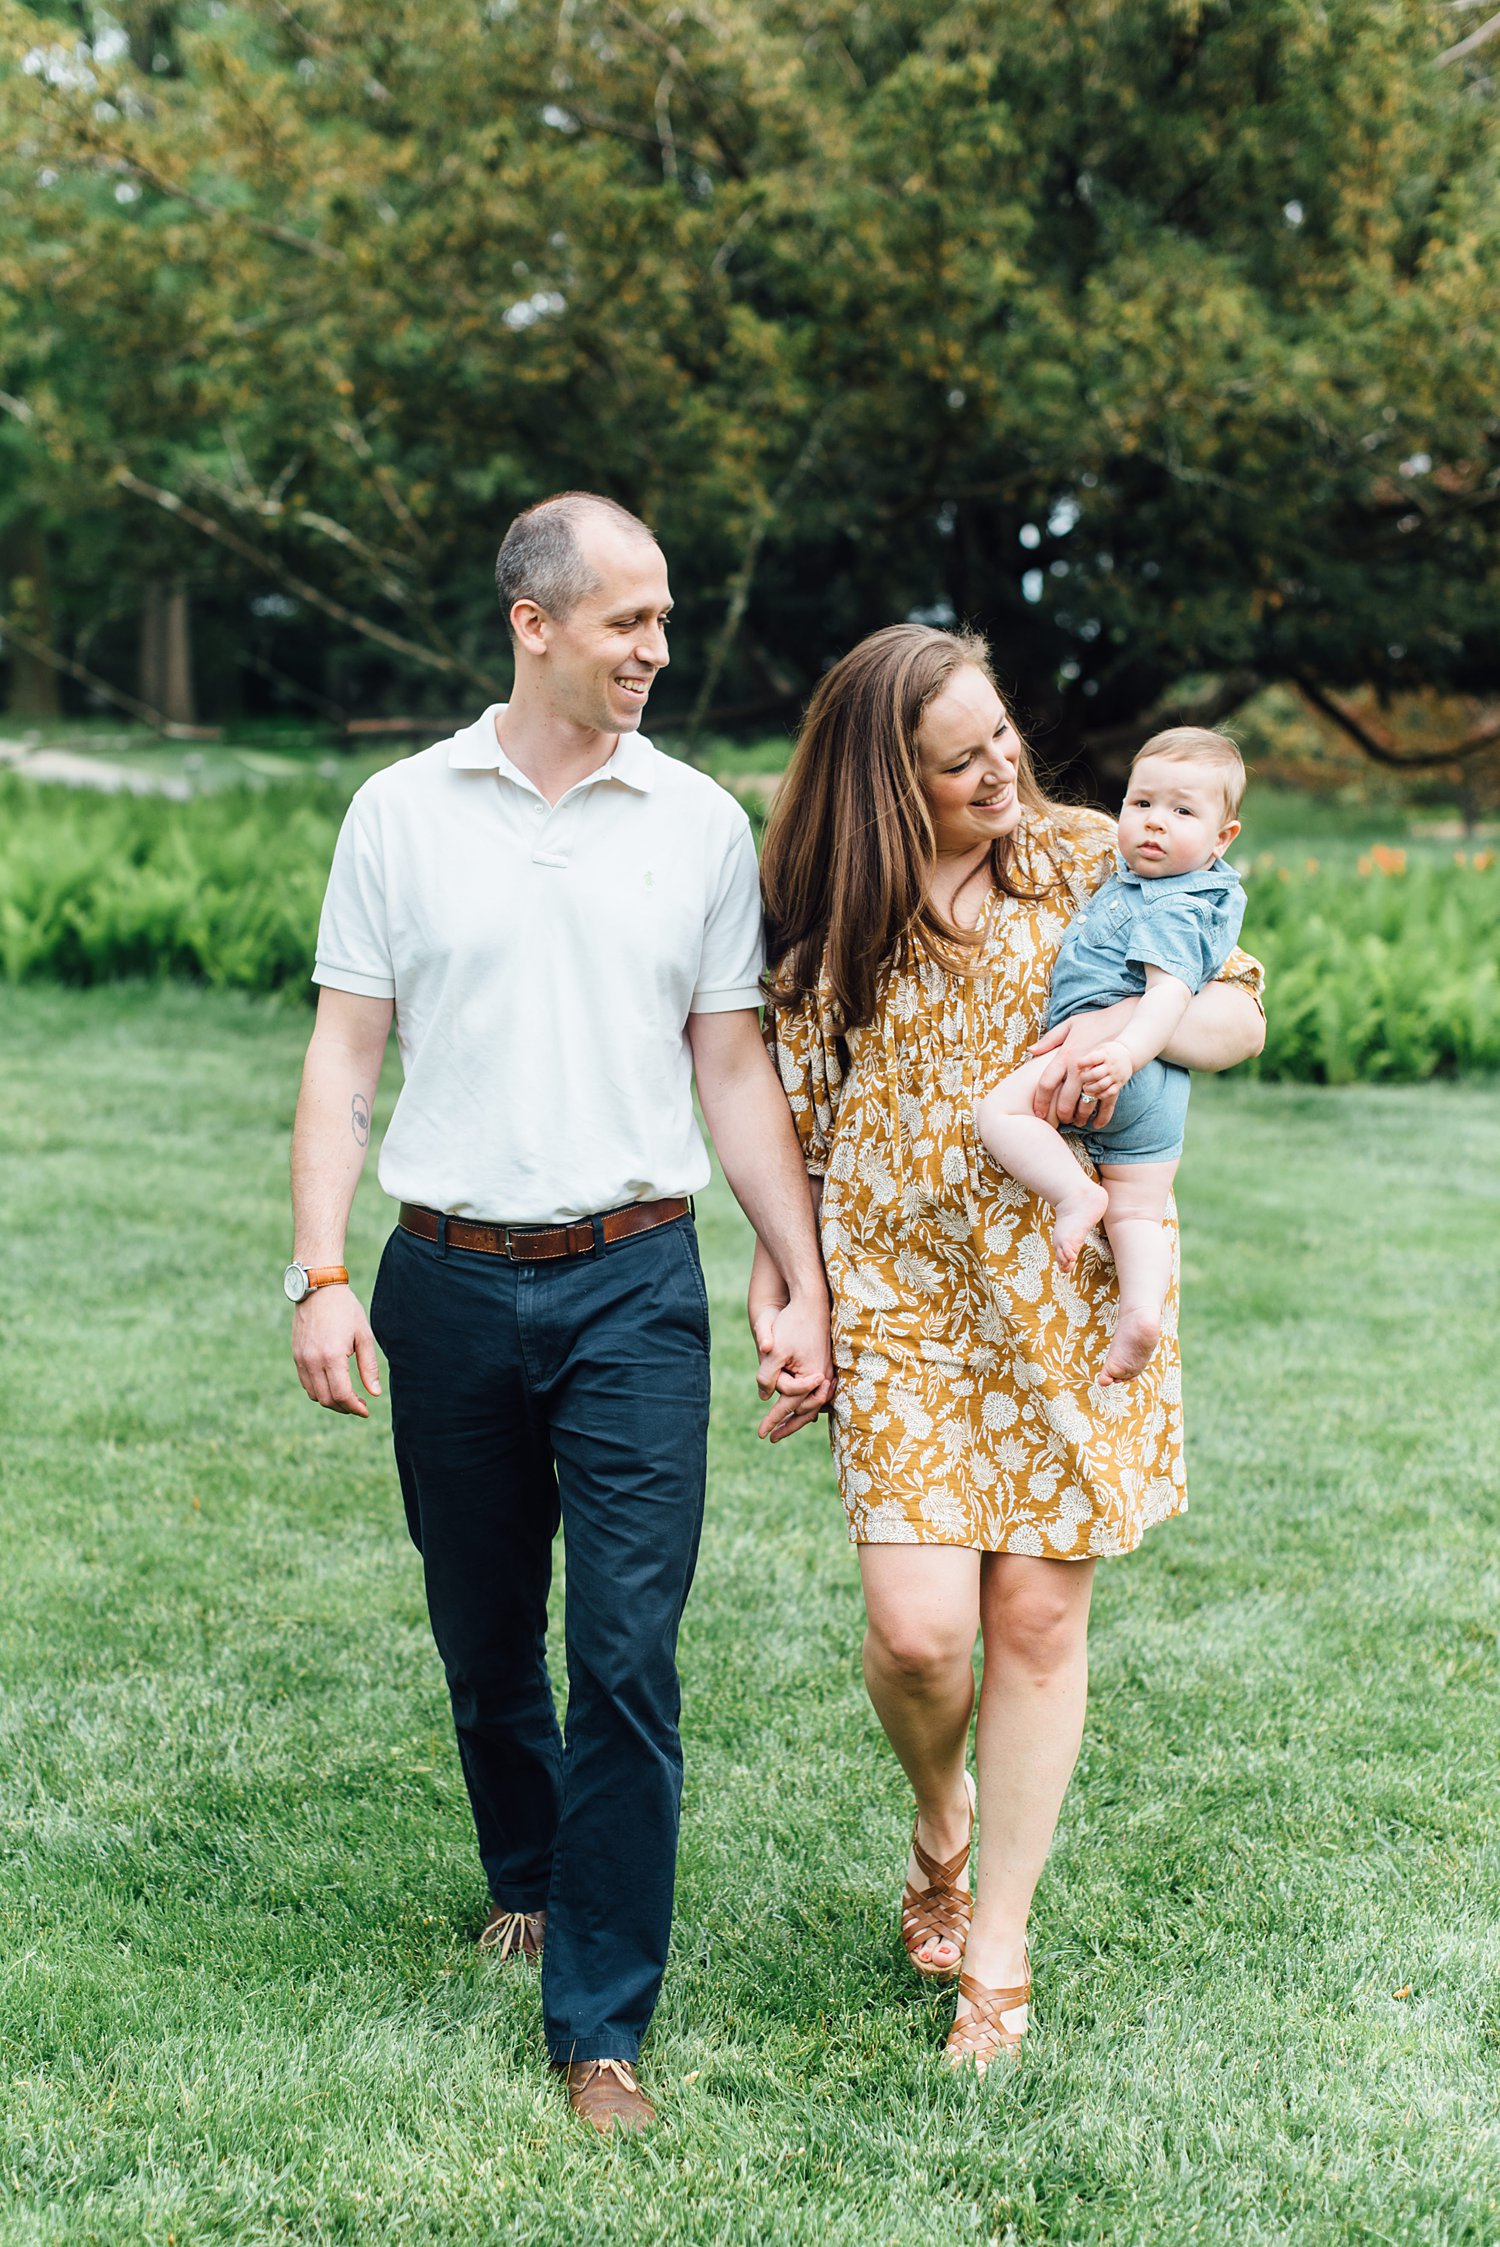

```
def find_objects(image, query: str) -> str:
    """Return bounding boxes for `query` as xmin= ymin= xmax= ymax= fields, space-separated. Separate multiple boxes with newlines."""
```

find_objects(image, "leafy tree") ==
xmin=0 ymin=0 xmax=1496 ymax=787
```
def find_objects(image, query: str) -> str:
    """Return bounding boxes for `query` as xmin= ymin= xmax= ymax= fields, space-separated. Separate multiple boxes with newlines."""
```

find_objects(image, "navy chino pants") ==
xmin=369 ymin=1211 xmax=711 ymax=2064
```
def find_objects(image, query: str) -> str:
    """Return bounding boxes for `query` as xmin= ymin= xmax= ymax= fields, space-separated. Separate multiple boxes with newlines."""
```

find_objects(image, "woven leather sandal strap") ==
xmin=909 ymin=1829 xmax=972 ymax=1890
xmin=902 ymin=1878 xmax=972 ymax=1942
xmin=955 ymin=1971 xmax=1031 ymax=2022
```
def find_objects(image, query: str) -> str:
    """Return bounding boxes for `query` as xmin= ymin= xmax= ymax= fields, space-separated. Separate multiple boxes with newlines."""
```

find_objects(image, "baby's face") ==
xmin=1117 ymin=755 xmax=1239 ymax=879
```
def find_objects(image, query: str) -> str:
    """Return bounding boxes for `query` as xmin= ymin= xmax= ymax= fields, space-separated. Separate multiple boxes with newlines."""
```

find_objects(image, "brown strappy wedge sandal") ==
xmin=900 ymin=1771 xmax=977 ymax=1982
xmin=942 ymin=1953 xmax=1031 ymax=2076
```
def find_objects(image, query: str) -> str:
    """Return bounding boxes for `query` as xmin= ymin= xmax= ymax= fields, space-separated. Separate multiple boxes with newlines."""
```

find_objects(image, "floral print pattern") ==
xmin=767 ymin=812 xmax=1265 ymax=1559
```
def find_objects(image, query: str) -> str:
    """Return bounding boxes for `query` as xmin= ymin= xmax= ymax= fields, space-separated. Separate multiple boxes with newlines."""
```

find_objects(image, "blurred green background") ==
xmin=2 ymin=0 xmax=1498 ymax=809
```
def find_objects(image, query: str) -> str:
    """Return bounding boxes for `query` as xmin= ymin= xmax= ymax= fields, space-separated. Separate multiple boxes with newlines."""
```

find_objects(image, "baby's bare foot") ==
xmin=1099 ymin=1305 xmax=1162 ymax=1384
xmin=1052 ymin=1181 xmax=1110 ymax=1272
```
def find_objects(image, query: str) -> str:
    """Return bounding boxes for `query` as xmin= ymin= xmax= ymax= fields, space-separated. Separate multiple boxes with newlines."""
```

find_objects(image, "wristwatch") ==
xmin=283 ymin=1261 xmax=349 ymax=1304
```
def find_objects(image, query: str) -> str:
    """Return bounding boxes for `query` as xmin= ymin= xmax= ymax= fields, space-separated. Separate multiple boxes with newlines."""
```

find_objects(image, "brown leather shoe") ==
xmin=557 ymin=2058 xmax=657 ymax=2135
xmin=477 ymin=1904 xmax=545 ymax=1959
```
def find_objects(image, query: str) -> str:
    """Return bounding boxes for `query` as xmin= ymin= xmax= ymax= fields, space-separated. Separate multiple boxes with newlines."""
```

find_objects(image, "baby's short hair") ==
xmin=1131 ymin=726 xmax=1246 ymax=824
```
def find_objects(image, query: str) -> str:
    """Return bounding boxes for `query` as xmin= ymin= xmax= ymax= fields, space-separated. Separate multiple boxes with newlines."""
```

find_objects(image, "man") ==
xmin=288 ymin=492 xmax=831 ymax=2135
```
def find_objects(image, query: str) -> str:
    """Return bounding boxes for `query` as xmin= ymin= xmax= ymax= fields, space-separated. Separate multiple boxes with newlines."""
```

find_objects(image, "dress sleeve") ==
xmin=763 ymin=976 xmax=843 ymax=1180
xmin=1211 ymin=942 xmax=1266 ymax=1011
xmin=1049 ymin=807 xmax=1121 ymax=908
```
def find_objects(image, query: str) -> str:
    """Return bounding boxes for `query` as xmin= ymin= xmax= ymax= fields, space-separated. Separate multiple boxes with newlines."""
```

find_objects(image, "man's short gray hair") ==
xmin=495 ymin=492 xmax=658 ymax=639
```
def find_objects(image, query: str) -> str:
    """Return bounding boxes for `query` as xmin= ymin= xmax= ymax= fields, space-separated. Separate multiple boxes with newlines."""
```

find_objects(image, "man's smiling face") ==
xmin=540 ymin=521 xmax=673 ymax=736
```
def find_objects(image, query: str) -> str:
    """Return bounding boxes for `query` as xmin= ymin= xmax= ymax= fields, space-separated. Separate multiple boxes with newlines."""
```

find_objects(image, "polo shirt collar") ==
xmin=448 ymin=705 xmax=655 ymax=792
xmin=1112 ymin=854 xmax=1240 ymax=897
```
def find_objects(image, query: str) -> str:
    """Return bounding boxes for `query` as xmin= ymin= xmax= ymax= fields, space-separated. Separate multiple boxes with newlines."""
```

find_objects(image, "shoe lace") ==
xmin=585 ymin=2058 xmax=639 ymax=2091
xmin=481 ymin=1910 xmax=541 ymax=1958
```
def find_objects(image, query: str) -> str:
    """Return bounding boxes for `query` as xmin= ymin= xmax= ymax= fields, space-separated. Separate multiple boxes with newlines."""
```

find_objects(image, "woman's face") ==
xmin=917 ymin=666 xmax=1022 ymax=857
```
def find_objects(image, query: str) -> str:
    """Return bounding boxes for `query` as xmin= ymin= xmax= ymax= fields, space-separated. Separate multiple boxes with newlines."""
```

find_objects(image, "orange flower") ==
xmin=1304 ymin=857 xmax=1320 ymax=875
xmin=1371 ymin=844 xmax=1407 ymax=875
xmin=1473 ymin=849 xmax=1496 ymax=872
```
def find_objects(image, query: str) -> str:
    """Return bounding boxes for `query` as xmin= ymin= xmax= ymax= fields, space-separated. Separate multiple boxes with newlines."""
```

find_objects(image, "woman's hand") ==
xmin=754 ymin=1291 xmax=835 ymax=1442
xmin=1028 ymin=1000 xmax=1137 ymax=1129
xmin=749 ymin=1233 xmax=833 ymax=1441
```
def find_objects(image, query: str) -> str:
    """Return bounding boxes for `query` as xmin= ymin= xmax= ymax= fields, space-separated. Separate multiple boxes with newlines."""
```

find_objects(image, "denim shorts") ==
xmin=1073 ymin=1057 xmax=1189 ymax=1168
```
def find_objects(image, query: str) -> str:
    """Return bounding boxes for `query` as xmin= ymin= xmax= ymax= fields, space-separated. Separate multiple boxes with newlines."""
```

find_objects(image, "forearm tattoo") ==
xmin=351 ymin=1094 xmax=370 ymax=1147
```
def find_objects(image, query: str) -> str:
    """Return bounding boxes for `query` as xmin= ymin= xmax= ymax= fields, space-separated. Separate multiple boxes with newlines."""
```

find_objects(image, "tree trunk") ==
xmin=3 ymin=519 xmax=61 ymax=719
xmin=140 ymin=578 xmax=197 ymax=727
xmin=125 ymin=5 xmax=182 ymax=77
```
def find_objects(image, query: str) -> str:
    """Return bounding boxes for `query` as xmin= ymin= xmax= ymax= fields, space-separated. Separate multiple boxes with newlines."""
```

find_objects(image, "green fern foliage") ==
xmin=2 ymin=780 xmax=1497 ymax=1079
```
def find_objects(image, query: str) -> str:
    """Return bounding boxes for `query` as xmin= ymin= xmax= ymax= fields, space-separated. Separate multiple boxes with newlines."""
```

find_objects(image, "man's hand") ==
xmin=1078 ymin=1038 xmax=1134 ymax=1100
xmin=752 ymin=1290 xmax=834 ymax=1443
xmin=292 ymin=1285 xmax=382 ymax=1418
xmin=1028 ymin=1001 xmax=1137 ymax=1129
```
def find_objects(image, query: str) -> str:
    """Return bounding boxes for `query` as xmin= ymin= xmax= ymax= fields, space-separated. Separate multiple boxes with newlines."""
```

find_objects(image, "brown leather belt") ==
xmin=398 ymin=1196 xmax=691 ymax=1264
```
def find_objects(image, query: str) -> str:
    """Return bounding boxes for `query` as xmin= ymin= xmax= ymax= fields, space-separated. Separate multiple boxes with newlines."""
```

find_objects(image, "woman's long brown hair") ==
xmin=761 ymin=623 xmax=1065 ymax=1033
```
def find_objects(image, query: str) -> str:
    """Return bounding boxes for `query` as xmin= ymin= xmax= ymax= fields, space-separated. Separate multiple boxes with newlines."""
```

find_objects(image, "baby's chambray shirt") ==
xmin=1044 ymin=857 xmax=1247 ymax=1028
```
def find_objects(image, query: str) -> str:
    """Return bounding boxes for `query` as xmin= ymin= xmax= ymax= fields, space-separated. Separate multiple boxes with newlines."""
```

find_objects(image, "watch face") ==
xmin=283 ymin=1263 xmax=309 ymax=1303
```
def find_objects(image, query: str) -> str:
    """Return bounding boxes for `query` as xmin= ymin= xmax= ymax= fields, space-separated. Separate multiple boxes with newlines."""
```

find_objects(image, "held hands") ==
xmin=292 ymin=1285 xmax=382 ymax=1417
xmin=1027 ymin=1008 xmax=1134 ymax=1131
xmin=1077 ymin=1038 xmax=1134 ymax=1101
xmin=748 ymin=1281 xmax=835 ymax=1443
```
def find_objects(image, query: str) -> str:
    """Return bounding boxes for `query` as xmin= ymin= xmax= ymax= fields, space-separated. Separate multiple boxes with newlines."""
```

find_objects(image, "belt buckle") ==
xmin=503 ymin=1225 xmax=523 ymax=1263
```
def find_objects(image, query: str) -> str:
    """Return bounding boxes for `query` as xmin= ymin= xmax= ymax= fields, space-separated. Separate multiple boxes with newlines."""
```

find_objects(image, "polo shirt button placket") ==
xmin=530 ymin=795 xmax=573 ymax=872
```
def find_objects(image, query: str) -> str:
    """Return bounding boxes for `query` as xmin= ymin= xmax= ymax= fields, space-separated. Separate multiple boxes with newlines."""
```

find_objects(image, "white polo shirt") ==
xmin=313 ymin=706 xmax=765 ymax=1222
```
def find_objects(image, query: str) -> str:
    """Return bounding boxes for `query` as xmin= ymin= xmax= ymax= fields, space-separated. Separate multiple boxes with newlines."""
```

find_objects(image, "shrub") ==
xmin=2 ymin=778 xmax=1497 ymax=1080
xmin=0 ymin=777 xmax=340 ymax=994
xmin=1241 ymin=853 xmax=1500 ymax=1082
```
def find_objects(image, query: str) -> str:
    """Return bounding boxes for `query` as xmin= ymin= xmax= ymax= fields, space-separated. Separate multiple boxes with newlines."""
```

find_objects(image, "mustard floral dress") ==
xmin=766 ymin=810 xmax=1265 ymax=1559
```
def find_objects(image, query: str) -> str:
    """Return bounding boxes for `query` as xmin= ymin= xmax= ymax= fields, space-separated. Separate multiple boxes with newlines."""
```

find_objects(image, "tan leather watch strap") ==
xmin=304 ymin=1265 xmax=349 ymax=1291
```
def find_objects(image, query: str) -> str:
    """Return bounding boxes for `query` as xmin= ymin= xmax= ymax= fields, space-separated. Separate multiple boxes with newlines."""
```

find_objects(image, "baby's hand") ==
xmin=1079 ymin=1039 xmax=1133 ymax=1097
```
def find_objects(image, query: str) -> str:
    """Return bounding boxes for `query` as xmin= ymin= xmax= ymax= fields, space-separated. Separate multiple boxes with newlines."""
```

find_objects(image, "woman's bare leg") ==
xmin=859 ymin=1545 xmax=982 ymax=1972
xmin=958 ymin=1553 xmax=1096 ymax=2033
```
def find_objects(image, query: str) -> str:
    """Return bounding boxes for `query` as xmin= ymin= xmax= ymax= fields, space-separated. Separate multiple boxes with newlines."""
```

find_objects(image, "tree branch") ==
xmin=0 ymin=610 xmax=221 ymax=739
xmin=110 ymin=468 xmax=507 ymax=696
xmin=684 ymin=409 xmax=835 ymax=755
xmin=333 ymin=413 xmax=432 ymax=550
xmin=1082 ymin=670 xmax=1264 ymax=770
xmin=1293 ymin=674 xmax=1500 ymax=768
xmin=265 ymin=0 xmax=392 ymax=102
xmin=239 ymin=645 xmax=349 ymax=724
xmin=1437 ymin=8 xmax=1500 ymax=63
xmin=602 ymin=4 xmax=750 ymax=178
xmin=188 ymin=467 xmax=416 ymax=604
xmin=58 ymin=106 xmax=343 ymax=261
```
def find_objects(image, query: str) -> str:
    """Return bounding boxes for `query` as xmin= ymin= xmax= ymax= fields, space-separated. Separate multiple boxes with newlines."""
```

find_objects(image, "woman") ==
xmin=752 ymin=625 xmax=1263 ymax=2072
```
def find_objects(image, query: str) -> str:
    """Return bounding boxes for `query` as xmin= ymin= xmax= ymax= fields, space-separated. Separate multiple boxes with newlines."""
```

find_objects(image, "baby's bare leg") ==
xmin=1097 ymin=1160 xmax=1178 ymax=1384
xmin=975 ymin=1065 xmax=1109 ymax=1274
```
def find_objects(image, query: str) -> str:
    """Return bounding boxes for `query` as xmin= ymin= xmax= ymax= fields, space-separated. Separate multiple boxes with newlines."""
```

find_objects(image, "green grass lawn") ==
xmin=2 ymin=987 xmax=1497 ymax=2246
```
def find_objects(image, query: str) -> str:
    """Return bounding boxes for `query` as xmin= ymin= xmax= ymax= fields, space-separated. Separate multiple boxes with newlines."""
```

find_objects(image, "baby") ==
xmin=974 ymin=727 xmax=1246 ymax=1386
